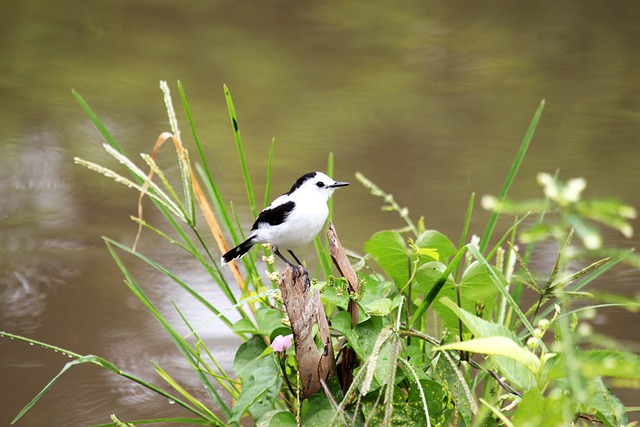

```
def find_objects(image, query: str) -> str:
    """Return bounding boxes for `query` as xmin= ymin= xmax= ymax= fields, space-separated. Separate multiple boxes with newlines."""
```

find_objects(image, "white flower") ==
xmin=266 ymin=271 xmax=280 ymax=282
xmin=262 ymin=254 xmax=276 ymax=265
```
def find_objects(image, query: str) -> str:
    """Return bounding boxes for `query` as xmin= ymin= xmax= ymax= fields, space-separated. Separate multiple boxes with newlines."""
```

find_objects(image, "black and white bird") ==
xmin=220 ymin=171 xmax=349 ymax=269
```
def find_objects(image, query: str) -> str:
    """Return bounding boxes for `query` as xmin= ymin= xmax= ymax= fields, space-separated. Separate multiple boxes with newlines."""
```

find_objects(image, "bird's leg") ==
xmin=287 ymin=250 xmax=304 ymax=266
xmin=287 ymin=250 xmax=310 ymax=291
xmin=273 ymin=247 xmax=297 ymax=269
xmin=273 ymin=248 xmax=309 ymax=290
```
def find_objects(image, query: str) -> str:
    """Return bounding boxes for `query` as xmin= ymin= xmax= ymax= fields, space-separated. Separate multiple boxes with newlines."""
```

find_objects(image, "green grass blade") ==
xmin=467 ymin=244 xmax=541 ymax=347
xmin=72 ymin=89 xmax=123 ymax=154
xmin=263 ymin=138 xmax=276 ymax=209
xmin=569 ymin=252 xmax=628 ymax=293
xmin=173 ymin=302 xmax=241 ymax=397
xmin=530 ymin=251 xmax=629 ymax=325
xmin=2 ymin=332 xmax=199 ymax=426
xmin=11 ymin=356 xmax=110 ymax=424
xmin=74 ymin=89 xmax=204 ymax=251
xmin=313 ymin=235 xmax=333 ymax=279
xmin=153 ymin=362 xmax=222 ymax=422
xmin=224 ymin=84 xmax=257 ymax=217
xmin=409 ymin=246 xmax=468 ymax=328
xmin=104 ymin=237 xmax=243 ymax=326
xmin=485 ymin=213 xmax=530 ymax=263
xmin=455 ymin=192 xmax=475 ymax=279
xmin=180 ymin=147 xmax=196 ymax=225
xmin=480 ymin=100 xmax=545 ymax=252
xmin=130 ymin=216 xmax=240 ymax=312
xmin=178 ymin=81 xmax=213 ymax=180
xmin=105 ymin=241 xmax=233 ymax=419
xmin=0 ymin=331 xmax=82 ymax=358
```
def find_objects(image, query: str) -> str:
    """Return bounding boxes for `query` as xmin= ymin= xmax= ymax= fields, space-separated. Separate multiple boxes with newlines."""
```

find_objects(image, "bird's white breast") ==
xmin=256 ymin=191 xmax=329 ymax=249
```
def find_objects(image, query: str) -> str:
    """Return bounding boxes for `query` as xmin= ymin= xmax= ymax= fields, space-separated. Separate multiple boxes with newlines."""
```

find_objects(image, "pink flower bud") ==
xmin=271 ymin=334 xmax=293 ymax=352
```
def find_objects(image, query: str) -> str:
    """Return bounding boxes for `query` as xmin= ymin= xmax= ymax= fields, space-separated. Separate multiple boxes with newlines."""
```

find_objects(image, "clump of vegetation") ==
xmin=4 ymin=83 xmax=640 ymax=426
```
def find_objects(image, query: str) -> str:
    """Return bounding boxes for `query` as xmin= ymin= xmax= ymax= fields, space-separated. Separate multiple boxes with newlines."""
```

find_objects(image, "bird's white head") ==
xmin=288 ymin=171 xmax=349 ymax=201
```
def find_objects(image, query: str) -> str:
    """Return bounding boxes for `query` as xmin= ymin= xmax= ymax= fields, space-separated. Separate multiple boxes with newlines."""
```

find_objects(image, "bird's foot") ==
xmin=290 ymin=264 xmax=310 ymax=291
xmin=301 ymin=268 xmax=311 ymax=292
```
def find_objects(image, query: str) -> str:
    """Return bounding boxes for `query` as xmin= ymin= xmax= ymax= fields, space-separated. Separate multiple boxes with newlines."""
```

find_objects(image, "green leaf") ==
xmin=407 ymin=379 xmax=448 ymax=425
xmin=582 ymin=377 xmax=628 ymax=427
xmin=358 ymin=273 xmax=392 ymax=309
xmin=233 ymin=336 xmax=268 ymax=379
xmin=405 ymin=344 xmax=428 ymax=369
xmin=258 ymin=410 xmax=297 ymax=427
xmin=547 ymin=349 xmax=640 ymax=381
xmin=353 ymin=317 xmax=394 ymax=387
xmin=414 ymin=230 xmax=457 ymax=262
xmin=431 ymin=352 xmax=473 ymax=425
xmin=230 ymin=364 xmax=281 ymax=422
xmin=466 ymin=244 xmax=538 ymax=340
xmin=320 ymin=283 xmax=350 ymax=310
xmin=255 ymin=307 xmax=284 ymax=337
xmin=512 ymin=388 xmax=569 ymax=427
xmin=364 ymin=298 xmax=393 ymax=316
xmin=364 ymin=230 xmax=409 ymax=286
xmin=300 ymin=392 xmax=337 ymax=426
xmin=331 ymin=310 xmax=352 ymax=334
xmin=410 ymin=246 xmax=468 ymax=326
xmin=231 ymin=336 xmax=281 ymax=422
xmin=361 ymin=385 xmax=431 ymax=426
xmin=439 ymin=298 xmax=536 ymax=389
xmin=411 ymin=261 xmax=451 ymax=293
xmin=429 ymin=261 xmax=499 ymax=330
xmin=438 ymin=336 xmax=540 ymax=374
xmin=232 ymin=318 xmax=258 ymax=335
xmin=72 ymin=89 xmax=122 ymax=153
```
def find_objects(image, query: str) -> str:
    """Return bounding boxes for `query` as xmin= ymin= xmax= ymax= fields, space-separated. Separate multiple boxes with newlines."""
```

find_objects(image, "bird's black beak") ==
xmin=330 ymin=181 xmax=350 ymax=188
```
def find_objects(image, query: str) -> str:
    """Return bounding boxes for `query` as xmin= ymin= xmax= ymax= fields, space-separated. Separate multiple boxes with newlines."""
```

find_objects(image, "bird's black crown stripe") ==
xmin=287 ymin=172 xmax=317 ymax=194
xmin=251 ymin=200 xmax=296 ymax=229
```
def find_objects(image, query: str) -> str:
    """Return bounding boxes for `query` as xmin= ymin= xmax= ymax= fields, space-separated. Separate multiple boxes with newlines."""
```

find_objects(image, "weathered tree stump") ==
xmin=278 ymin=266 xmax=336 ymax=399
xmin=327 ymin=222 xmax=360 ymax=394
xmin=277 ymin=223 xmax=358 ymax=398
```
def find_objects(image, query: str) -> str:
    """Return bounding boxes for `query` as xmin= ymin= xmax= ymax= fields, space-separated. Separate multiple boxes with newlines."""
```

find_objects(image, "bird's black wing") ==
xmin=251 ymin=200 xmax=296 ymax=230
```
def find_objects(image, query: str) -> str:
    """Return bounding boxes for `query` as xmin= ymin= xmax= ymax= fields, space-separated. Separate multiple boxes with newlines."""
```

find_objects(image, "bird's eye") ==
xmin=316 ymin=181 xmax=325 ymax=188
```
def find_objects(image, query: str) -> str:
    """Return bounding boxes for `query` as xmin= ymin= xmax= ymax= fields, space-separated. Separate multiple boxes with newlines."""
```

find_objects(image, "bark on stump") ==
xmin=277 ymin=223 xmax=357 ymax=398
xmin=327 ymin=222 xmax=360 ymax=394
xmin=278 ymin=266 xmax=336 ymax=399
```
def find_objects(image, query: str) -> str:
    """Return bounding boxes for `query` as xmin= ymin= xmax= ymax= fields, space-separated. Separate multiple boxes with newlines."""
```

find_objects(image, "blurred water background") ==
xmin=1 ymin=1 xmax=639 ymax=425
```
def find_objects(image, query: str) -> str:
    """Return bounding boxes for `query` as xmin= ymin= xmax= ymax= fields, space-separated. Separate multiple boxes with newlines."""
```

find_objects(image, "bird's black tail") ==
xmin=221 ymin=239 xmax=254 ymax=266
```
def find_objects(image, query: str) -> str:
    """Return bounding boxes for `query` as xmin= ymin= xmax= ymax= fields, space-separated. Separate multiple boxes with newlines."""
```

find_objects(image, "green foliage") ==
xmin=5 ymin=87 xmax=640 ymax=427
xmin=483 ymin=172 xmax=638 ymax=255
xmin=231 ymin=337 xmax=282 ymax=422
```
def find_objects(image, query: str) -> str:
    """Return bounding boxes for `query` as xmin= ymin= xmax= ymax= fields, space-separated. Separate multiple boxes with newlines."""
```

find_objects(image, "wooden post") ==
xmin=278 ymin=266 xmax=336 ymax=399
